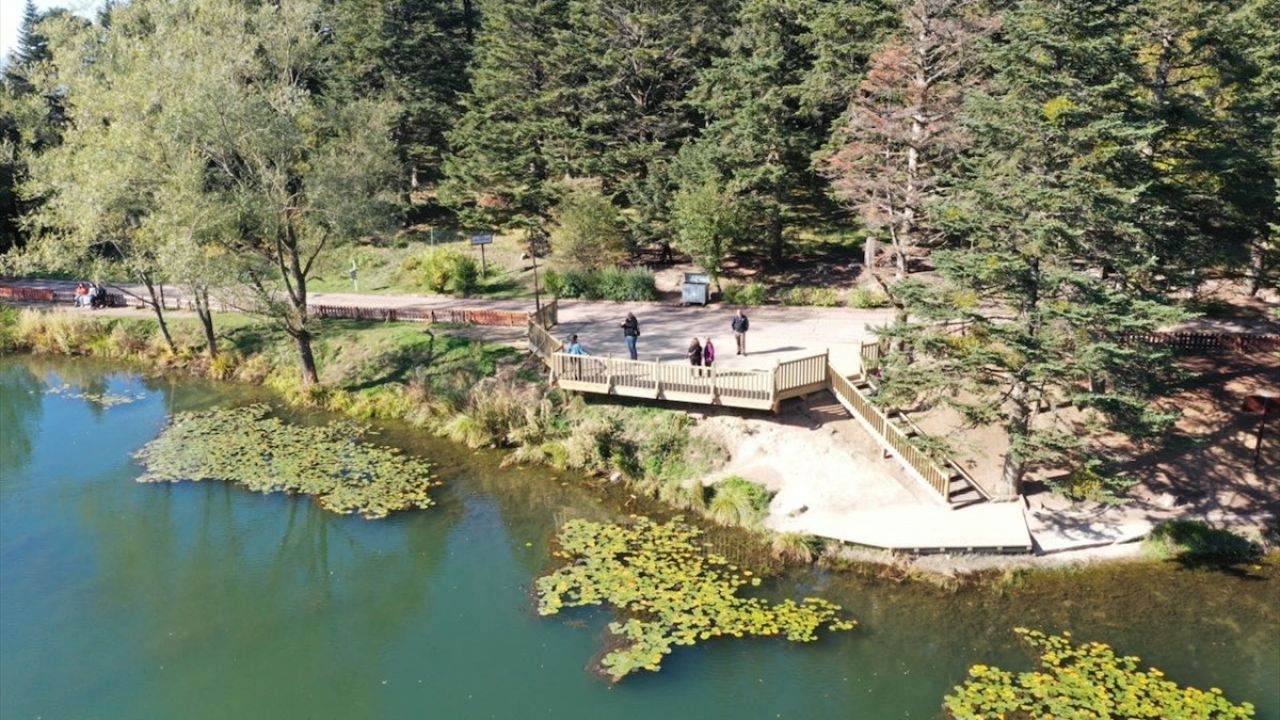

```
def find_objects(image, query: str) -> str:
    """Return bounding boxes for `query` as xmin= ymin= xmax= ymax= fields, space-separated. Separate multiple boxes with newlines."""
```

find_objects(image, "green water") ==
xmin=1 ymin=356 xmax=1277 ymax=720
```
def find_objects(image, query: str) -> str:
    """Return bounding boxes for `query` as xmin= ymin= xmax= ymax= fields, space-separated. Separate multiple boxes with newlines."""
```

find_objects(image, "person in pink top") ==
xmin=702 ymin=338 xmax=716 ymax=368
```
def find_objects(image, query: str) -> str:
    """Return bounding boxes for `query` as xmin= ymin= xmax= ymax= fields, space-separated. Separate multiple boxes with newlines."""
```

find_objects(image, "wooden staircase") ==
xmin=841 ymin=374 xmax=989 ymax=508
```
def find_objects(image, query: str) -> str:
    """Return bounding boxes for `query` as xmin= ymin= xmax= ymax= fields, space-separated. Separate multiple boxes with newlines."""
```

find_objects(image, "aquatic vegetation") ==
xmin=944 ymin=628 xmax=1256 ymax=719
xmin=135 ymin=404 xmax=436 ymax=518
xmin=47 ymin=383 xmax=145 ymax=407
xmin=536 ymin=516 xmax=856 ymax=682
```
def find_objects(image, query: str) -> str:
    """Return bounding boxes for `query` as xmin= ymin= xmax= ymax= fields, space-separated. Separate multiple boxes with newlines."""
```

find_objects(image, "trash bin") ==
xmin=682 ymin=272 xmax=710 ymax=306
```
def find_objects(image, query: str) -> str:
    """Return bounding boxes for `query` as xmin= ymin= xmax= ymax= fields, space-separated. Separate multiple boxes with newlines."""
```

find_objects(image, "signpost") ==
xmin=470 ymin=232 xmax=494 ymax=275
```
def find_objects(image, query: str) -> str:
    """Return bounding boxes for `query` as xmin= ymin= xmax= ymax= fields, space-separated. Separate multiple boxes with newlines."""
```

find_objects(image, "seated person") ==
xmin=74 ymin=283 xmax=89 ymax=307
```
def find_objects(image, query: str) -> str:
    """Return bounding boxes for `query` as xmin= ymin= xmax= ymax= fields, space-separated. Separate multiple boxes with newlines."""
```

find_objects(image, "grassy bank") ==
xmin=0 ymin=305 xmax=813 ymax=562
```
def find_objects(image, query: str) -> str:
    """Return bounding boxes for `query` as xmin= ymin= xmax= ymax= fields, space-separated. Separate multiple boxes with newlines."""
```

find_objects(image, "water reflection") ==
xmin=0 ymin=357 xmax=1276 ymax=720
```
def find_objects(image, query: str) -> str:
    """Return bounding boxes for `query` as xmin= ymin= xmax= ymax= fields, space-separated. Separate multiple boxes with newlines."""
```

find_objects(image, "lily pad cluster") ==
xmin=536 ymin=516 xmax=857 ymax=681
xmin=135 ymin=404 xmax=436 ymax=518
xmin=945 ymin=628 xmax=1255 ymax=719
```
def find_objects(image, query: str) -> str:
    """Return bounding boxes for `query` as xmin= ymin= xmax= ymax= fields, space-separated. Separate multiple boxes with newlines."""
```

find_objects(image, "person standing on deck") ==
xmin=567 ymin=334 xmax=588 ymax=355
xmin=703 ymin=338 xmax=716 ymax=368
xmin=731 ymin=309 xmax=749 ymax=356
xmin=620 ymin=312 xmax=640 ymax=360
xmin=687 ymin=337 xmax=703 ymax=366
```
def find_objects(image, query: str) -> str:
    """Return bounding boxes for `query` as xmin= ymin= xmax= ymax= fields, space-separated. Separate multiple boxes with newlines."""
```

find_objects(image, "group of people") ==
xmin=73 ymin=282 xmax=107 ymax=309
xmin=563 ymin=309 xmax=751 ymax=368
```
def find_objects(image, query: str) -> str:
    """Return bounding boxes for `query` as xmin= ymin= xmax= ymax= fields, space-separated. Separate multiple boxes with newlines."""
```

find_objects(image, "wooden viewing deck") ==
xmin=528 ymin=319 xmax=985 ymax=506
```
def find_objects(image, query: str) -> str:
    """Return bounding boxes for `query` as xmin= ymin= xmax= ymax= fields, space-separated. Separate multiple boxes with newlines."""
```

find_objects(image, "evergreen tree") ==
xmin=326 ymin=0 xmax=476 ymax=191
xmin=563 ymin=0 xmax=734 ymax=240
xmin=439 ymin=0 xmax=581 ymax=241
xmin=881 ymin=0 xmax=1185 ymax=497
xmin=10 ymin=0 xmax=50 ymax=71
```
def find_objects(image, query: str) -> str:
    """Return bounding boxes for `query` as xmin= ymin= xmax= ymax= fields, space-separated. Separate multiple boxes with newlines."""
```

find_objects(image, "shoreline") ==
xmin=2 ymin=304 xmax=1273 ymax=580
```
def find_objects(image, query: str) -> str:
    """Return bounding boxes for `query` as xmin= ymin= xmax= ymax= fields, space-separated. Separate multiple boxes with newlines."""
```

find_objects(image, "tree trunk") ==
xmin=294 ymin=329 xmax=319 ymax=385
xmin=768 ymin=202 xmax=784 ymax=267
xmin=995 ymin=377 xmax=1032 ymax=499
xmin=193 ymin=287 xmax=217 ymax=357
xmin=864 ymin=236 xmax=878 ymax=272
xmin=1248 ymin=239 xmax=1266 ymax=296
xmin=141 ymin=275 xmax=176 ymax=352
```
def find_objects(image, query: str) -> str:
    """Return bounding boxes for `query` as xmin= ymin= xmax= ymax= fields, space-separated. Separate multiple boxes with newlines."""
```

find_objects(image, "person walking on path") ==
xmin=620 ymin=312 xmax=640 ymax=360
xmin=703 ymin=338 xmax=715 ymax=368
xmin=731 ymin=309 xmax=750 ymax=356
xmin=687 ymin=337 xmax=703 ymax=366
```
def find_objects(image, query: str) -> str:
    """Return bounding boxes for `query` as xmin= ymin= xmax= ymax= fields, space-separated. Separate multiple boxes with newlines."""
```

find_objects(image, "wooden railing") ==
xmin=775 ymin=352 xmax=828 ymax=396
xmin=530 ymin=300 xmax=558 ymax=329
xmin=859 ymin=338 xmax=888 ymax=372
xmin=550 ymin=353 xmax=780 ymax=406
xmin=528 ymin=320 xmax=565 ymax=360
xmin=828 ymin=366 xmax=955 ymax=501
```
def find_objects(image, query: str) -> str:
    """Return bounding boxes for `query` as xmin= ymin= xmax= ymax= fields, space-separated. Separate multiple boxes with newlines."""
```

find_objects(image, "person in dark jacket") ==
xmin=687 ymin=338 xmax=703 ymax=366
xmin=731 ymin=309 xmax=749 ymax=356
xmin=703 ymin=338 xmax=716 ymax=368
xmin=620 ymin=312 xmax=640 ymax=360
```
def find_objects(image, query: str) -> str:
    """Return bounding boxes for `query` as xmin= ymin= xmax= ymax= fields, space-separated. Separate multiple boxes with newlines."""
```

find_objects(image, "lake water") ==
xmin=1 ymin=356 xmax=1276 ymax=719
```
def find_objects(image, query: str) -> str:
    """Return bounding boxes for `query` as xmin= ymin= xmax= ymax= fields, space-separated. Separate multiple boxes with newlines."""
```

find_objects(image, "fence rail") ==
xmin=1116 ymin=332 xmax=1280 ymax=353
xmin=309 ymin=303 xmax=530 ymax=326
xmin=828 ymin=367 xmax=955 ymax=501
xmin=530 ymin=300 xmax=558 ymax=329
xmin=528 ymin=320 xmax=564 ymax=360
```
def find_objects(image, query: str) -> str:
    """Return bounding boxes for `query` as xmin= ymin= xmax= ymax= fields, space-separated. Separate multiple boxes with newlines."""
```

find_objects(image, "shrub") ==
xmin=0 ymin=306 xmax=23 ymax=353
xmin=721 ymin=282 xmax=767 ymax=306
xmin=781 ymin=287 xmax=841 ymax=307
xmin=770 ymin=532 xmax=818 ymax=563
xmin=848 ymin=288 xmax=891 ymax=308
xmin=708 ymin=476 xmax=772 ymax=528
xmin=546 ymin=266 xmax=657 ymax=301
xmin=550 ymin=189 xmax=627 ymax=269
xmin=403 ymin=248 xmax=480 ymax=296
xmin=542 ymin=268 xmax=564 ymax=298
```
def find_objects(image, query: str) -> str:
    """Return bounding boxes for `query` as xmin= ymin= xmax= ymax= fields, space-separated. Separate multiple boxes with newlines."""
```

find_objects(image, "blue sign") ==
xmin=469 ymin=232 xmax=494 ymax=246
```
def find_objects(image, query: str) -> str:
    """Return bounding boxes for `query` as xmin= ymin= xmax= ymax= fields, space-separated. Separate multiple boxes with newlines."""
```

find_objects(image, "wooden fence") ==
xmin=0 ymin=286 xmax=55 ymax=302
xmin=310 ymin=303 xmax=530 ymax=326
xmin=1117 ymin=332 xmax=1280 ymax=353
xmin=528 ymin=320 xmax=564 ymax=360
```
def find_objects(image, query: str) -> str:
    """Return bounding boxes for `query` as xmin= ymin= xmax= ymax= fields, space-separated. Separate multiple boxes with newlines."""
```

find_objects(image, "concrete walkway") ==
xmin=554 ymin=300 xmax=892 ymax=375
xmin=769 ymin=501 xmax=1032 ymax=553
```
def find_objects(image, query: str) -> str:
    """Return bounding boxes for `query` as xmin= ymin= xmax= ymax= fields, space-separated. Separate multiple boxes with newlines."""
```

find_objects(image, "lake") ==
xmin=2 ymin=356 xmax=1276 ymax=719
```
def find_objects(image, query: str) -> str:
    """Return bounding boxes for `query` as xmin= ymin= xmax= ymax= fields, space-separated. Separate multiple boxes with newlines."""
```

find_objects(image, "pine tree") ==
xmin=439 ymin=0 xmax=582 ymax=239
xmin=881 ymin=0 xmax=1186 ymax=498
xmin=11 ymin=0 xmax=50 ymax=69
xmin=326 ymin=0 xmax=476 ymax=191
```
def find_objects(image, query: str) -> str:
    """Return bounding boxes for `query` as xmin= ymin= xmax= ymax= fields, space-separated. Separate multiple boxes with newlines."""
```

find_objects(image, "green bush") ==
xmin=549 ymin=189 xmax=627 ymax=269
xmin=848 ymin=288 xmax=891 ymax=308
xmin=721 ymin=282 xmax=767 ymax=306
xmin=403 ymin=248 xmax=480 ymax=296
xmin=543 ymin=268 xmax=564 ymax=298
xmin=546 ymin=266 xmax=657 ymax=301
xmin=781 ymin=287 xmax=841 ymax=307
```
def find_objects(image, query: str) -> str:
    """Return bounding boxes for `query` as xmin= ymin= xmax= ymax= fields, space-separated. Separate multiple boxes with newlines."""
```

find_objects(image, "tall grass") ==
xmin=708 ymin=476 xmax=772 ymax=529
